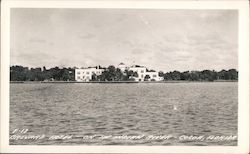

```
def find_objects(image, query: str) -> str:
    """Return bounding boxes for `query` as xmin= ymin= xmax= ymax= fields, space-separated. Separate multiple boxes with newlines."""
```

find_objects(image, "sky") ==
xmin=10 ymin=9 xmax=238 ymax=72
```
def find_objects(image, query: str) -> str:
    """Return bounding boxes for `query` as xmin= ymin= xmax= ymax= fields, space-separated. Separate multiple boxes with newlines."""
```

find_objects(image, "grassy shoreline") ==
xmin=10 ymin=80 xmax=238 ymax=84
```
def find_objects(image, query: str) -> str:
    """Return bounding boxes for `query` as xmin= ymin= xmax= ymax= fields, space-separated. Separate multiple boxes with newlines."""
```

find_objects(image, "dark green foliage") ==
xmin=91 ymin=73 xmax=98 ymax=81
xmin=144 ymin=75 xmax=150 ymax=81
xmin=10 ymin=66 xmax=29 ymax=81
xmin=10 ymin=65 xmax=75 ymax=81
xmin=163 ymin=69 xmax=238 ymax=81
xmin=97 ymin=65 xmax=118 ymax=81
xmin=164 ymin=71 xmax=181 ymax=80
xmin=158 ymin=71 xmax=164 ymax=77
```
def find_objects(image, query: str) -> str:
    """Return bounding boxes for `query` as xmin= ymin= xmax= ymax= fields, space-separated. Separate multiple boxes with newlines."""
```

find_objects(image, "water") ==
xmin=10 ymin=82 xmax=238 ymax=145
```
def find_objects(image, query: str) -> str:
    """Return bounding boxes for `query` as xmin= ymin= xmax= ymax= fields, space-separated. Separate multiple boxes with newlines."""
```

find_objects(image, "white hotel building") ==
xmin=75 ymin=63 xmax=164 ymax=82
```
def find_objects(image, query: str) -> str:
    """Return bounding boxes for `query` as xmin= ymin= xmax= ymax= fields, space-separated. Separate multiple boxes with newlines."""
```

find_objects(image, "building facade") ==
xmin=75 ymin=67 xmax=104 ymax=82
xmin=75 ymin=63 xmax=164 ymax=82
xmin=128 ymin=65 xmax=164 ymax=81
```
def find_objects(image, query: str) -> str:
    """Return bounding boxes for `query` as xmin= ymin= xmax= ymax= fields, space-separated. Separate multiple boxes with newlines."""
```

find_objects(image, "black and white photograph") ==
xmin=1 ymin=0 xmax=249 ymax=153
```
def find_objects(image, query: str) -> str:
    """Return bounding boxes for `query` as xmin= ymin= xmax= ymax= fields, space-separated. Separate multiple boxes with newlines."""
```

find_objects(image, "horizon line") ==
xmin=10 ymin=64 xmax=238 ymax=73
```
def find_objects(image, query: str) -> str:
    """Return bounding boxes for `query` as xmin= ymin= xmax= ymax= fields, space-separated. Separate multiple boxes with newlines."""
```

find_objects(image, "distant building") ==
xmin=75 ymin=67 xmax=104 ymax=82
xmin=118 ymin=62 xmax=127 ymax=72
xmin=75 ymin=63 xmax=164 ymax=82
xmin=128 ymin=65 xmax=147 ymax=81
xmin=128 ymin=65 xmax=164 ymax=81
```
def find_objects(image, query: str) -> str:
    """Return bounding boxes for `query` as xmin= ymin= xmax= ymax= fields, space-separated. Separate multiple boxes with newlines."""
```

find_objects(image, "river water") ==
xmin=10 ymin=82 xmax=237 ymax=145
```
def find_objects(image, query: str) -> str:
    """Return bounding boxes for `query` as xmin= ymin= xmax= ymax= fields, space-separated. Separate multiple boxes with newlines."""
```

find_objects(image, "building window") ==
xmin=77 ymin=72 xmax=80 ymax=74
xmin=141 ymin=70 xmax=144 ymax=73
xmin=141 ymin=75 xmax=144 ymax=78
xmin=153 ymin=75 xmax=157 ymax=77
xmin=86 ymin=72 xmax=89 ymax=74
xmin=82 ymin=72 xmax=84 ymax=74
xmin=77 ymin=76 xmax=80 ymax=79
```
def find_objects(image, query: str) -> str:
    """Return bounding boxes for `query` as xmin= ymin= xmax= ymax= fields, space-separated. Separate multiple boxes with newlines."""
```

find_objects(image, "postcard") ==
xmin=1 ymin=0 xmax=249 ymax=153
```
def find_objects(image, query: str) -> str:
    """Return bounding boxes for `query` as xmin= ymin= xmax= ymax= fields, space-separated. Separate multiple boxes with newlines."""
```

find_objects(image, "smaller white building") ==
xmin=75 ymin=67 xmax=104 ymax=82
xmin=128 ymin=65 xmax=164 ymax=81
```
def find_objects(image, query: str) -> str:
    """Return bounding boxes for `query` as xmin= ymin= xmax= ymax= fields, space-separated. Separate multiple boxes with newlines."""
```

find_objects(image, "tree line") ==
xmin=10 ymin=66 xmax=75 ymax=81
xmin=10 ymin=65 xmax=238 ymax=81
xmin=160 ymin=69 xmax=238 ymax=81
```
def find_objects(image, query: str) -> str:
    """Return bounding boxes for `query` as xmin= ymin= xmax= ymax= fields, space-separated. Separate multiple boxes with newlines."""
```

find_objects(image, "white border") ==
xmin=1 ymin=1 xmax=249 ymax=153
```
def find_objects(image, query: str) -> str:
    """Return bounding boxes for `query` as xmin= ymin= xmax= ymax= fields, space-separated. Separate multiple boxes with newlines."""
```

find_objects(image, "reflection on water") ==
xmin=10 ymin=82 xmax=237 ymax=145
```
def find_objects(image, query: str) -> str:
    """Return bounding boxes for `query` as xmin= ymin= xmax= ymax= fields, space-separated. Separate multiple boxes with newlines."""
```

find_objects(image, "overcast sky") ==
xmin=11 ymin=9 xmax=238 ymax=72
